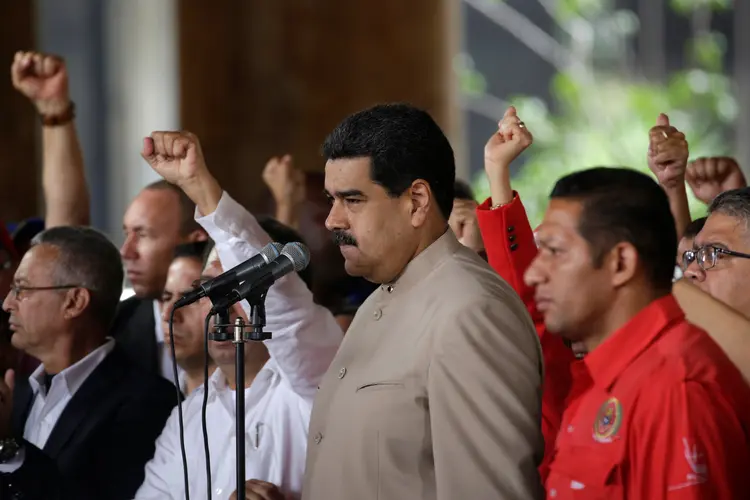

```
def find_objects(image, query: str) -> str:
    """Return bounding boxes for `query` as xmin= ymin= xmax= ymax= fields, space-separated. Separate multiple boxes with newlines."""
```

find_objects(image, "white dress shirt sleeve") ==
xmin=133 ymin=405 xmax=183 ymax=500
xmin=195 ymin=191 xmax=343 ymax=401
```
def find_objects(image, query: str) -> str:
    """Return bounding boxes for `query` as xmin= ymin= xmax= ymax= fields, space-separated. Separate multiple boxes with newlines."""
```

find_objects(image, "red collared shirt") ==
xmin=547 ymin=295 xmax=750 ymax=499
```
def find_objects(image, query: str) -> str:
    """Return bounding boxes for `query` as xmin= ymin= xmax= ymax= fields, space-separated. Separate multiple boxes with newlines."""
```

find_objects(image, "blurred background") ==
xmin=1 ymin=0 xmax=747 ymax=238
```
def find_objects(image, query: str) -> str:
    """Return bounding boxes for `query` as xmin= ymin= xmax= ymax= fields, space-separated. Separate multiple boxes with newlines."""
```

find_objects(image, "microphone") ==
xmin=174 ymin=242 xmax=283 ymax=308
xmin=210 ymin=242 xmax=310 ymax=313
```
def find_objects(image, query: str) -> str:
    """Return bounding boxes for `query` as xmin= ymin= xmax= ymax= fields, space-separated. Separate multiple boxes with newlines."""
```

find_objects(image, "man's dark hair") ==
xmin=31 ymin=226 xmax=124 ymax=329
xmin=144 ymin=180 xmax=203 ymax=236
xmin=256 ymin=216 xmax=313 ymax=290
xmin=453 ymin=180 xmax=475 ymax=202
xmin=683 ymin=217 xmax=707 ymax=240
xmin=550 ymin=167 xmax=677 ymax=291
xmin=708 ymin=187 xmax=750 ymax=230
xmin=174 ymin=240 xmax=211 ymax=261
xmin=322 ymin=103 xmax=456 ymax=219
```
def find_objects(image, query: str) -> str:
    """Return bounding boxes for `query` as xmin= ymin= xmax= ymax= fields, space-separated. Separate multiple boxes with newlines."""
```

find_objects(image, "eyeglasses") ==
xmin=682 ymin=245 xmax=750 ymax=272
xmin=8 ymin=284 xmax=80 ymax=300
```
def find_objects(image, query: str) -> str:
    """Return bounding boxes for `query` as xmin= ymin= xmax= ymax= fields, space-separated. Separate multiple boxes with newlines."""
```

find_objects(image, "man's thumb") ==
xmin=656 ymin=113 xmax=670 ymax=127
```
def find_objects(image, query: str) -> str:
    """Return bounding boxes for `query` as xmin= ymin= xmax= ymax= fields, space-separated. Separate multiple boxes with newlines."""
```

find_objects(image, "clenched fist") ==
xmin=230 ymin=479 xmax=285 ymax=500
xmin=141 ymin=131 xmax=208 ymax=188
xmin=449 ymin=198 xmax=484 ymax=253
xmin=484 ymin=106 xmax=533 ymax=175
xmin=11 ymin=51 xmax=70 ymax=116
xmin=262 ymin=154 xmax=306 ymax=207
xmin=686 ymin=157 xmax=747 ymax=204
xmin=647 ymin=113 xmax=689 ymax=189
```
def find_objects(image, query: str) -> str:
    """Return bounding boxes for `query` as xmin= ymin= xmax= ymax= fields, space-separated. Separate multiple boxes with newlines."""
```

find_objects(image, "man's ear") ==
xmin=62 ymin=287 xmax=91 ymax=321
xmin=607 ymin=242 xmax=639 ymax=288
xmin=187 ymin=229 xmax=208 ymax=243
xmin=408 ymin=180 xmax=432 ymax=228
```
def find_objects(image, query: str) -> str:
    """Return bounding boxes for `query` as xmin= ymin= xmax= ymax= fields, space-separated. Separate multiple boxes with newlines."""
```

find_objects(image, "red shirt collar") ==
xmin=583 ymin=295 xmax=685 ymax=391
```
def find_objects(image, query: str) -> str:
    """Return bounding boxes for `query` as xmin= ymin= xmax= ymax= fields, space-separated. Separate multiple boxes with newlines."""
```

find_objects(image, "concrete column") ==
xmin=37 ymin=0 xmax=108 ymax=229
xmin=103 ymin=0 xmax=179 ymax=244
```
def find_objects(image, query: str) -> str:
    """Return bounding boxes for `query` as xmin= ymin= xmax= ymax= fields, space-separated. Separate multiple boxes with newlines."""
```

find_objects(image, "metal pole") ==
xmin=233 ymin=316 xmax=246 ymax=500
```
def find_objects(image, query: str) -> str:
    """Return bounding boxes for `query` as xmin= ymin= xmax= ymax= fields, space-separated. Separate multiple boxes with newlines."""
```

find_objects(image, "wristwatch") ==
xmin=0 ymin=438 xmax=21 ymax=463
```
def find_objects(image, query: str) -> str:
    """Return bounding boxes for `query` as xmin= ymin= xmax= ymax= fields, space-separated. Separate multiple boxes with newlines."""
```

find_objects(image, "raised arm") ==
xmin=475 ymin=108 xmax=575 ymax=483
xmin=673 ymin=279 xmax=750 ymax=383
xmin=140 ymin=131 xmax=342 ymax=401
xmin=11 ymin=52 xmax=89 ymax=228
xmin=262 ymin=154 xmax=306 ymax=230
xmin=647 ymin=113 xmax=691 ymax=238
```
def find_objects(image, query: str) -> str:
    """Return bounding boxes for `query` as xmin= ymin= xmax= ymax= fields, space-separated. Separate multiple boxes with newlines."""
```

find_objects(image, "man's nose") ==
xmin=524 ymin=256 xmax=545 ymax=288
xmin=325 ymin=201 xmax=348 ymax=232
xmin=683 ymin=260 xmax=706 ymax=282
xmin=120 ymin=234 xmax=138 ymax=261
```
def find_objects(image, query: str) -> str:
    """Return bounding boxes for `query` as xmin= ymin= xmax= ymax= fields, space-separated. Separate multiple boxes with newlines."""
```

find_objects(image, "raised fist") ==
xmin=484 ymin=106 xmax=533 ymax=175
xmin=11 ymin=51 xmax=70 ymax=115
xmin=686 ymin=157 xmax=747 ymax=204
xmin=449 ymin=198 xmax=484 ymax=253
xmin=262 ymin=154 xmax=306 ymax=207
xmin=141 ymin=131 xmax=208 ymax=187
xmin=647 ymin=113 xmax=689 ymax=189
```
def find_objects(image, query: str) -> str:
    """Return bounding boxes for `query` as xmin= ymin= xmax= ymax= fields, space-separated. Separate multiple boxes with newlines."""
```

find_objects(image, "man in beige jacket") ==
xmin=303 ymin=104 xmax=544 ymax=500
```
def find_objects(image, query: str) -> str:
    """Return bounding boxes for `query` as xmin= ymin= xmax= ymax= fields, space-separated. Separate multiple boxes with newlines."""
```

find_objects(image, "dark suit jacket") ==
xmin=109 ymin=296 xmax=159 ymax=375
xmin=2 ymin=347 xmax=177 ymax=500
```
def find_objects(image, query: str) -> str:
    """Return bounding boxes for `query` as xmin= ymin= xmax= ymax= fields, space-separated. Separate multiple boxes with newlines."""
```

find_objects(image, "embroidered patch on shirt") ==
xmin=593 ymin=397 xmax=622 ymax=443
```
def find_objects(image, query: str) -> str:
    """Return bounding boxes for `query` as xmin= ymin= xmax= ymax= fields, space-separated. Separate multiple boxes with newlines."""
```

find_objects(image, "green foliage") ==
xmin=468 ymin=1 xmax=734 ymax=228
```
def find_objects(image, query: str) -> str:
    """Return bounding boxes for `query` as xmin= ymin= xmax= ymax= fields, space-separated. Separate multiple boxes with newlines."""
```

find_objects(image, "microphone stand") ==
xmin=211 ymin=289 xmax=271 ymax=500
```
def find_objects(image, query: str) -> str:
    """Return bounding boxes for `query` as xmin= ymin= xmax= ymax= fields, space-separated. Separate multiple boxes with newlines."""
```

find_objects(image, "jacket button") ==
xmin=508 ymin=235 xmax=516 ymax=242
xmin=373 ymin=309 xmax=382 ymax=320
xmin=510 ymin=243 xmax=519 ymax=251
xmin=314 ymin=432 xmax=323 ymax=444
xmin=338 ymin=367 xmax=347 ymax=379
xmin=507 ymin=225 xmax=515 ymax=232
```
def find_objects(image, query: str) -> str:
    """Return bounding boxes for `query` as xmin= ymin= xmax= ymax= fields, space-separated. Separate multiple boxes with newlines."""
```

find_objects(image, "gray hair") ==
xmin=708 ymin=187 xmax=750 ymax=231
xmin=31 ymin=226 xmax=124 ymax=328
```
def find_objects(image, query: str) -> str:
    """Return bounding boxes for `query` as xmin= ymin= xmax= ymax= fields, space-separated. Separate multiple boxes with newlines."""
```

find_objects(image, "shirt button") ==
xmin=386 ymin=285 xmax=394 ymax=293
xmin=338 ymin=367 xmax=347 ymax=379
xmin=567 ymin=425 xmax=574 ymax=433
xmin=314 ymin=432 xmax=323 ymax=444
xmin=549 ymin=488 xmax=557 ymax=498
xmin=373 ymin=309 xmax=382 ymax=320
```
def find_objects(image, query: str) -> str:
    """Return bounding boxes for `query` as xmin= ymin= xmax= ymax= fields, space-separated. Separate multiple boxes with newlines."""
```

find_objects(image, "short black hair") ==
xmin=322 ymin=103 xmax=456 ymax=219
xmin=173 ymin=240 xmax=211 ymax=261
xmin=708 ymin=187 xmax=750 ymax=229
xmin=550 ymin=167 xmax=677 ymax=291
xmin=256 ymin=216 xmax=313 ymax=291
xmin=454 ymin=180 xmax=475 ymax=201
xmin=144 ymin=180 xmax=203 ymax=236
xmin=32 ymin=226 xmax=124 ymax=329
xmin=683 ymin=217 xmax=707 ymax=240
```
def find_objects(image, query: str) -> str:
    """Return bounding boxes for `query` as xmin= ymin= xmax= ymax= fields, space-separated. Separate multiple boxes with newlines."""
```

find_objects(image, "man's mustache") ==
xmin=332 ymin=230 xmax=358 ymax=247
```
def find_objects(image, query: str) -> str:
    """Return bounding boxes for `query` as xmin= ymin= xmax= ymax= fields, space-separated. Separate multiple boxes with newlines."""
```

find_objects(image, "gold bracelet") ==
xmin=490 ymin=199 xmax=512 ymax=210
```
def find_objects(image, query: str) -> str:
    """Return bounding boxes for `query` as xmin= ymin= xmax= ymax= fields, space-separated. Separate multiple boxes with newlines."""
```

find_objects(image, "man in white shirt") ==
xmin=160 ymin=241 xmax=217 ymax=395
xmin=0 ymin=226 xmax=176 ymax=499
xmin=135 ymin=131 xmax=343 ymax=500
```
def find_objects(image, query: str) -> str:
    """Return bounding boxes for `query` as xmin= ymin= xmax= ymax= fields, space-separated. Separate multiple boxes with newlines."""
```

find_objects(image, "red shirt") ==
xmin=476 ymin=194 xmax=578 ymax=482
xmin=547 ymin=295 xmax=750 ymax=499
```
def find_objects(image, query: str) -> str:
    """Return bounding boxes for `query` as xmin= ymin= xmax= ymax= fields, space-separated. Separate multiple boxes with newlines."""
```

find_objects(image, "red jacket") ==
xmin=476 ymin=193 xmax=577 ymax=483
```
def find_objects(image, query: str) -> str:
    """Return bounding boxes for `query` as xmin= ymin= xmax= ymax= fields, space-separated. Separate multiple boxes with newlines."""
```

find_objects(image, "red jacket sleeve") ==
xmin=476 ymin=193 xmax=576 ymax=483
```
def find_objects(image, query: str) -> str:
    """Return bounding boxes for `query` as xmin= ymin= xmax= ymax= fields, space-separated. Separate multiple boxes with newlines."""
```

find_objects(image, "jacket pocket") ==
xmin=356 ymin=381 xmax=405 ymax=392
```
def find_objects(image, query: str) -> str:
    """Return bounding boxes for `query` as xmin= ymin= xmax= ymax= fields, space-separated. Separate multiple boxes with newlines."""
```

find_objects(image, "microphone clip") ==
xmin=209 ymin=290 xmax=272 ymax=342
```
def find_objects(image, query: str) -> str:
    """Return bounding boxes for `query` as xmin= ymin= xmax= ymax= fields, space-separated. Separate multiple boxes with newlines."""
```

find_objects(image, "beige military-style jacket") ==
xmin=302 ymin=230 xmax=545 ymax=500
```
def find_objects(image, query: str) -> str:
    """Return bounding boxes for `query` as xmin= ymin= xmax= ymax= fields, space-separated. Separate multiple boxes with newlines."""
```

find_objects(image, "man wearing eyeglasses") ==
xmin=0 ymin=226 xmax=176 ymax=499
xmin=684 ymin=187 xmax=750 ymax=318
